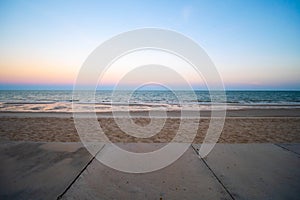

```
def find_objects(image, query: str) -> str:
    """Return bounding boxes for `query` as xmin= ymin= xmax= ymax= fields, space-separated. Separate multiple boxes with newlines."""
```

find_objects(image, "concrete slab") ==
xmin=2 ymin=142 xmax=299 ymax=199
xmin=276 ymin=143 xmax=300 ymax=155
xmin=61 ymin=144 xmax=232 ymax=200
xmin=193 ymin=143 xmax=300 ymax=200
xmin=0 ymin=141 xmax=97 ymax=200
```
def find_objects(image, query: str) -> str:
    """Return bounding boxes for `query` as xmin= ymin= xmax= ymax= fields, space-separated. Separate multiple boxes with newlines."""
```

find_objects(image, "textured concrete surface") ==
xmin=0 ymin=142 xmax=95 ymax=200
xmin=276 ymin=143 xmax=300 ymax=155
xmin=193 ymin=143 xmax=300 ymax=200
xmin=1 ymin=142 xmax=299 ymax=200
xmin=61 ymin=144 xmax=232 ymax=200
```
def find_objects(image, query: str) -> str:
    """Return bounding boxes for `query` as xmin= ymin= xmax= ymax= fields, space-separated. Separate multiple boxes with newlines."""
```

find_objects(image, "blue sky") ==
xmin=0 ymin=0 xmax=299 ymax=90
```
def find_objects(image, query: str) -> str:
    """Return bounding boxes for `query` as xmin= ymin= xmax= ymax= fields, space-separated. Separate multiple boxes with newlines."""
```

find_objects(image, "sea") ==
xmin=0 ymin=90 xmax=299 ymax=112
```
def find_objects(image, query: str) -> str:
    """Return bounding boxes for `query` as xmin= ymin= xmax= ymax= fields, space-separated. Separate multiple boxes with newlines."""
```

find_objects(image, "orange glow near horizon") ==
xmin=0 ymin=58 xmax=78 ymax=85
xmin=0 ymin=48 xmax=299 ymax=89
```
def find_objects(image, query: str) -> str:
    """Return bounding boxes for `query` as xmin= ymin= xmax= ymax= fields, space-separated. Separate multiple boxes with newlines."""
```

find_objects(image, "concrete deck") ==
xmin=193 ymin=143 xmax=300 ymax=200
xmin=0 ymin=142 xmax=95 ymax=200
xmin=0 ymin=142 xmax=299 ymax=200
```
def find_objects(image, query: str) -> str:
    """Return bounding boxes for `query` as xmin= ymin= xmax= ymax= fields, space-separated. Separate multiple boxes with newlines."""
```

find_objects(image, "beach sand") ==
xmin=0 ymin=109 xmax=300 ymax=143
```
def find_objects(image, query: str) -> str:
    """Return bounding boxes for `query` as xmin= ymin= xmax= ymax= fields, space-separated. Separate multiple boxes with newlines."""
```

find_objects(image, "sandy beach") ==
xmin=1 ymin=109 xmax=300 ymax=143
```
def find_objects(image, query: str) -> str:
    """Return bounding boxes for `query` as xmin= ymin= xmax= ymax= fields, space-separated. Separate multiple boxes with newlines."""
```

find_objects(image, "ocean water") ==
xmin=0 ymin=90 xmax=299 ymax=112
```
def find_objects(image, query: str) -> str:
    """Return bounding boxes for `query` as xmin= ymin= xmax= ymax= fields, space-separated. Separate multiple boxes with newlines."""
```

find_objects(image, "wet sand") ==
xmin=0 ymin=109 xmax=300 ymax=143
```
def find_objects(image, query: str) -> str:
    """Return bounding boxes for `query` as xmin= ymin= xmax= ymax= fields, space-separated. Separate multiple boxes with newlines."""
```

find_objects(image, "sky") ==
xmin=0 ymin=0 xmax=299 ymax=90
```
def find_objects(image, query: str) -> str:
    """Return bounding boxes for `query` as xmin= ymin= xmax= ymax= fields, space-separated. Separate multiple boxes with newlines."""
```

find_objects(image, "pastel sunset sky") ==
xmin=0 ymin=0 xmax=299 ymax=90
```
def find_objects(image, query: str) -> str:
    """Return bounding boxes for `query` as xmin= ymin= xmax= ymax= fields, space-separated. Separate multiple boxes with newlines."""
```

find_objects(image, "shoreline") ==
xmin=1 ymin=107 xmax=300 ymax=118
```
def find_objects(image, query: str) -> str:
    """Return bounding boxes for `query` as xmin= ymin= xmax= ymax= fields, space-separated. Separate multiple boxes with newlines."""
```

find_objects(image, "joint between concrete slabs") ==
xmin=56 ymin=144 xmax=106 ymax=199
xmin=191 ymin=145 xmax=235 ymax=200
xmin=274 ymin=143 xmax=300 ymax=156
